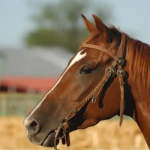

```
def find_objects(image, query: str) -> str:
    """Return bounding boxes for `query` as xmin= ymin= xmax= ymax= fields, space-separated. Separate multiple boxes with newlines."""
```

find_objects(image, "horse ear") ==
xmin=92 ymin=14 xmax=113 ymax=43
xmin=81 ymin=14 xmax=97 ymax=33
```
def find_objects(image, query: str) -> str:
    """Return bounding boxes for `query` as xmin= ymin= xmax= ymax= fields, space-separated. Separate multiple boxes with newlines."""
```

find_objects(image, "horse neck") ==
xmin=124 ymin=35 xmax=150 ymax=147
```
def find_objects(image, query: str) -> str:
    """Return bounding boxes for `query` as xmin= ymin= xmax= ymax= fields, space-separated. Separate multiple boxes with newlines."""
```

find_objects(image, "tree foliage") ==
xmin=25 ymin=0 xmax=113 ymax=53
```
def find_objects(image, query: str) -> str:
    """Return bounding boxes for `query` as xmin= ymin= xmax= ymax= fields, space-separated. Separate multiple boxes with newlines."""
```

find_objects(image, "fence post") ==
xmin=1 ymin=94 xmax=7 ymax=116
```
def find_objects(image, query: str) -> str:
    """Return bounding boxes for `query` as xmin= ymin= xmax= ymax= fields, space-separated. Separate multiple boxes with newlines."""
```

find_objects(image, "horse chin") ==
xmin=41 ymin=131 xmax=59 ymax=147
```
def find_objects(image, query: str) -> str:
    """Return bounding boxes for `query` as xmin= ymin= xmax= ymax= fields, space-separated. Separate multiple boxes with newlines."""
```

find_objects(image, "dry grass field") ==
xmin=0 ymin=117 xmax=148 ymax=149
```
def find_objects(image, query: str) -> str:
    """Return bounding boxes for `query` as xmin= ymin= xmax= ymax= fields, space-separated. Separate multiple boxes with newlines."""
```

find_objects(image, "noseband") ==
xmin=54 ymin=34 xmax=126 ymax=150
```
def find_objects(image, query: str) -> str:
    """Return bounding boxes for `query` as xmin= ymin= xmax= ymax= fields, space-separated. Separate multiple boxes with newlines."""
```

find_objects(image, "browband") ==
xmin=82 ymin=44 xmax=117 ymax=59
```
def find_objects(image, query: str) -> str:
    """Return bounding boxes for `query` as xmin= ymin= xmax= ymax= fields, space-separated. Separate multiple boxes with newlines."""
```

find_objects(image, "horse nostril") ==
xmin=30 ymin=120 xmax=37 ymax=130
xmin=25 ymin=119 xmax=40 ymax=135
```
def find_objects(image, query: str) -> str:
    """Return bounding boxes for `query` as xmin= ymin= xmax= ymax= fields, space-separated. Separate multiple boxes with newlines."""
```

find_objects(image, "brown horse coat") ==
xmin=24 ymin=14 xmax=150 ymax=149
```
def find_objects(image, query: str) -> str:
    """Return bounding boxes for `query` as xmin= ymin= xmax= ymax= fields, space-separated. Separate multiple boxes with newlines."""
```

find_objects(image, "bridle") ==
xmin=54 ymin=33 xmax=126 ymax=150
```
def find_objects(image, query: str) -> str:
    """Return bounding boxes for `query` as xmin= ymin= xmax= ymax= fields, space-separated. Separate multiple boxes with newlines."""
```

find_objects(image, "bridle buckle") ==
xmin=105 ymin=66 xmax=116 ymax=76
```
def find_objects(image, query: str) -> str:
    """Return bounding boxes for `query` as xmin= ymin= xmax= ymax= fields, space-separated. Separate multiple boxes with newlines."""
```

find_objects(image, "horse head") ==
xmin=24 ymin=14 xmax=135 ymax=149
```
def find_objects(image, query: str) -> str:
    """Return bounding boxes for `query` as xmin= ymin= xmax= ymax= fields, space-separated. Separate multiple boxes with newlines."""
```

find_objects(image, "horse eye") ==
xmin=80 ymin=66 xmax=94 ymax=74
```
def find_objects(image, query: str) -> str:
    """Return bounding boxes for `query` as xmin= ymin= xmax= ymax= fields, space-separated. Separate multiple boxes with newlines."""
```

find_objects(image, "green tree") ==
xmin=25 ymin=0 xmax=113 ymax=53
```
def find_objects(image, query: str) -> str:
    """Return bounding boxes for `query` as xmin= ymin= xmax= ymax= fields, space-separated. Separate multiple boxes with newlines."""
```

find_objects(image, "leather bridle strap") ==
xmin=82 ymin=44 xmax=117 ymax=59
xmin=116 ymin=34 xmax=126 ymax=126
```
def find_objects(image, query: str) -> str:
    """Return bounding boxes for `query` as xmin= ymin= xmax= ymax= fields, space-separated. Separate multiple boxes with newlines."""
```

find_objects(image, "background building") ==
xmin=0 ymin=47 xmax=73 ymax=93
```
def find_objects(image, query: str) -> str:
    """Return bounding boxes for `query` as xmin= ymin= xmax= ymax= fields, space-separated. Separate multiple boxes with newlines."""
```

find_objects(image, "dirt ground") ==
xmin=0 ymin=117 xmax=148 ymax=149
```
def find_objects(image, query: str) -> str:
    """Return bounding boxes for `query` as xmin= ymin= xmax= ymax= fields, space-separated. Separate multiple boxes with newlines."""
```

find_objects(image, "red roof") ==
xmin=1 ymin=76 xmax=58 ymax=92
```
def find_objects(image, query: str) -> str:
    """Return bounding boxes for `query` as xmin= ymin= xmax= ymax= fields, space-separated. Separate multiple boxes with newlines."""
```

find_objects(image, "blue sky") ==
xmin=0 ymin=0 xmax=150 ymax=47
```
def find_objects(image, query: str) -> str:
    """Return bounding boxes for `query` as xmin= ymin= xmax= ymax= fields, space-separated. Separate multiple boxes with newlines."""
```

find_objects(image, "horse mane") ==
xmin=125 ymin=34 xmax=150 ymax=92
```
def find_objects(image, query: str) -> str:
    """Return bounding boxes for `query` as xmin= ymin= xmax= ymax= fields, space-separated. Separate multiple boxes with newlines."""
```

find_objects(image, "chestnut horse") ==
xmin=24 ymin=14 xmax=150 ymax=149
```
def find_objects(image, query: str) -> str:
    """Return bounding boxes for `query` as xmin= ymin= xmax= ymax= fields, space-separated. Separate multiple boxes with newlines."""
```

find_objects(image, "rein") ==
xmin=54 ymin=34 xmax=126 ymax=150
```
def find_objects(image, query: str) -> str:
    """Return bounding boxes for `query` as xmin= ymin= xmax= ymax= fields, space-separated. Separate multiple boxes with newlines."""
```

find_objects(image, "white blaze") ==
xmin=28 ymin=49 xmax=87 ymax=116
